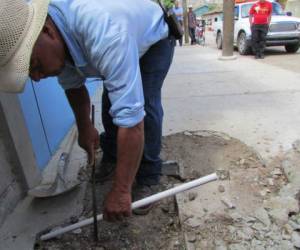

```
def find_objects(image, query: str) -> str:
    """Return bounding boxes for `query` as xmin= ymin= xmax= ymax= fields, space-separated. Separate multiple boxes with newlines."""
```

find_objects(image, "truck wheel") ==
xmin=216 ymin=32 xmax=222 ymax=50
xmin=285 ymin=43 xmax=300 ymax=53
xmin=238 ymin=32 xmax=251 ymax=55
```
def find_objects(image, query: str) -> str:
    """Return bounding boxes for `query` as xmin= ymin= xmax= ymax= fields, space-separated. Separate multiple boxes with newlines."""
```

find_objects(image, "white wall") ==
xmin=0 ymin=104 xmax=25 ymax=226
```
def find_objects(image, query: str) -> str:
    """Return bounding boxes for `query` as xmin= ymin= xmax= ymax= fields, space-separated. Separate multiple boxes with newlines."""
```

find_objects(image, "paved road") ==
xmin=205 ymin=31 xmax=300 ymax=73
xmin=163 ymin=33 xmax=300 ymax=162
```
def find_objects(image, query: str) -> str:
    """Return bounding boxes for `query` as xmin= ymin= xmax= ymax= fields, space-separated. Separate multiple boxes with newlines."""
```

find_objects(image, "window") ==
xmin=241 ymin=2 xmax=285 ymax=18
xmin=241 ymin=3 xmax=252 ymax=18
xmin=234 ymin=6 xmax=239 ymax=19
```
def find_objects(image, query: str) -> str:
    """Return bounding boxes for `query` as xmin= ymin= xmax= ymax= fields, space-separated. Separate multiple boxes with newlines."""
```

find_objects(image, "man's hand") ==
xmin=65 ymin=86 xmax=99 ymax=164
xmin=78 ymin=124 xmax=99 ymax=164
xmin=103 ymin=187 xmax=132 ymax=221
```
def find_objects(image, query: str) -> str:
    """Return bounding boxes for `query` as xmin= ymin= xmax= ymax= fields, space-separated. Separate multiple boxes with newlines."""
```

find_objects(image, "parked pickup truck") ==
xmin=214 ymin=0 xmax=300 ymax=55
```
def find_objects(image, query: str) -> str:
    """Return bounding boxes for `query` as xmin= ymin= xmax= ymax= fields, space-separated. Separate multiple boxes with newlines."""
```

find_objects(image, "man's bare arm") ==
xmin=103 ymin=120 xmax=144 ymax=221
xmin=114 ymin=121 xmax=144 ymax=192
xmin=65 ymin=85 xmax=99 ymax=163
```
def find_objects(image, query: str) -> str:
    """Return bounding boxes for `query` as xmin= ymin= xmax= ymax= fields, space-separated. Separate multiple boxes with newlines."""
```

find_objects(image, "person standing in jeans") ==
xmin=188 ymin=5 xmax=197 ymax=45
xmin=173 ymin=0 xmax=183 ymax=46
xmin=249 ymin=0 xmax=273 ymax=59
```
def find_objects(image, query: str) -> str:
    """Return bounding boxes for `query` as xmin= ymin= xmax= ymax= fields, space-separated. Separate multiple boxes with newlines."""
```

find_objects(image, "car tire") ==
xmin=216 ymin=32 xmax=222 ymax=50
xmin=285 ymin=43 xmax=300 ymax=53
xmin=238 ymin=32 xmax=251 ymax=55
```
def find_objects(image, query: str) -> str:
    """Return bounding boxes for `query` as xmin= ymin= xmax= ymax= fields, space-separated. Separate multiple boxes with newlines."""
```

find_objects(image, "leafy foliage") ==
xmin=163 ymin=0 xmax=174 ymax=9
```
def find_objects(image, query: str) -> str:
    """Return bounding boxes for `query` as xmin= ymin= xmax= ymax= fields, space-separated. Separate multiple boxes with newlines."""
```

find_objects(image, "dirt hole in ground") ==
xmin=35 ymin=131 xmax=265 ymax=250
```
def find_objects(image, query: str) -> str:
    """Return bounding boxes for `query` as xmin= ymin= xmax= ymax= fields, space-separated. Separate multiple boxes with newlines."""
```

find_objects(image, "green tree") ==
xmin=163 ymin=0 xmax=174 ymax=9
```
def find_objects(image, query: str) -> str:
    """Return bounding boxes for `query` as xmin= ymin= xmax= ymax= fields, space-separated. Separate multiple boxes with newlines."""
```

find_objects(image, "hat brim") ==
xmin=0 ymin=0 xmax=50 ymax=93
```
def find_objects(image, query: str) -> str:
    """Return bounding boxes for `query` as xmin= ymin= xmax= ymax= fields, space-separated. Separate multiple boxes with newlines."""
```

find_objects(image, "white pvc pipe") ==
xmin=40 ymin=173 xmax=218 ymax=241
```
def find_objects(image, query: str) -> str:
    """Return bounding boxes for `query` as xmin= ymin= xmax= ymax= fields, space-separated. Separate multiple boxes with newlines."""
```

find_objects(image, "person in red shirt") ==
xmin=249 ymin=0 xmax=273 ymax=59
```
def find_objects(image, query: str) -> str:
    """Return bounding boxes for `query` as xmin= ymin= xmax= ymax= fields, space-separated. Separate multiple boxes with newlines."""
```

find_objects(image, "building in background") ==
xmin=201 ymin=8 xmax=223 ymax=31
xmin=194 ymin=5 xmax=210 ymax=17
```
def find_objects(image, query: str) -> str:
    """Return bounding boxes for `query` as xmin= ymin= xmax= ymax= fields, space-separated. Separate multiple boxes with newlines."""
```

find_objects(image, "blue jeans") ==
xmin=100 ymin=36 xmax=175 ymax=185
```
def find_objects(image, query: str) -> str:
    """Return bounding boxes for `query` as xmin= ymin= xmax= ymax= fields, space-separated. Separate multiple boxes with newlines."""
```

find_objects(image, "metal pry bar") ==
xmin=91 ymin=104 xmax=98 ymax=242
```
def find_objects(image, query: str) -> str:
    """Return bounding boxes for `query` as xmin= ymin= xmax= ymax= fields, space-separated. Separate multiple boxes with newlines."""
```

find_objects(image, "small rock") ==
xmin=161 ymin=205 xmax=170 ymax=213
xmin=292 ymin=140 xmax=300 ymax=152
xmin=266 ymin=232 xmax=282 ymax=241
xmin=227 ymin=225 xmax=236 ymax=234
xmin=268 ymin=209 xmax=289 ymax=226
xmin=236 ymin=230 xmax=250 ymax=241
xmin=251 ymin=239 xmax=263 ymax=248
xmin=72 ymin=228 xmax=82 ymax=234
xmin=168 ymin=218 xmax=174 ymax=226
xmin=279 ymin=240 xmax=294 ymax=250
xmin=239 ymin=158 xmax=245 ymax=165
xmin=289 ymin=220 xmax=300 ymax=230
xmin=242 ymin=227 xmax=254 ymax=240
xmin=214 ymin=240 xmax=227 ymax=249
xmin=245 ymin=216 xmax=257 ymax=223
xmin=272 ymin=168 xmax=282 ymax=176
xmin=95 ymin=247 xmax=105 ymax=250
xmin=218 ymin=185 xmax=225 ymax=193
xmin=229 ymin=212 xmax=243 ymax=222
xmin=70 ymin=216 xmax=79 ymax=224
xmin=282 ymin=224 xmax=293 ymax=240
xmin=265 ymin=196 xmax=299 ymax=226
xmin=254 ymin=207 xmax=271 ymax=227
xmin=292 ymin=232 xmax=300 ymax=248
xmin=184 ymin=217 xmax=201 ymax=228
xmin=188 ymin=192 xmax=197 ymax=201
xmin=187 ymin=232 xmax=197 ymax=243
xmin=251 ymin=222 xmax=267 ymax=232
xmin=216 ymin=169 xmax=230 ymax=180
xmin=174 ymin=240 xmax=180 ymax=246
xmin=260 ymin=190 xmax=267 ymax=197
xmin=267 ymin=178 xmax=274 ymax=186
xmin=221 ymin=197 xmax=236 ymax=209
xmin=183 ymin=131 xmax=193 ymax=136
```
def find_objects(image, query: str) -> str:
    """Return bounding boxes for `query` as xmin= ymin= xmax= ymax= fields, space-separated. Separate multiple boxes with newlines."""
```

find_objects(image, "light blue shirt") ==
xmin=48 ymin=0 xmax=169 ymax=128
xmin=173 ymin=6 xmax=183 ymax=21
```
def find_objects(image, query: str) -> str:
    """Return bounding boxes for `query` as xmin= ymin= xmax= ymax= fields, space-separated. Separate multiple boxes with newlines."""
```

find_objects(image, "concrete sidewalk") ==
xmin=163 ymin=44 xmax=300 ymax=162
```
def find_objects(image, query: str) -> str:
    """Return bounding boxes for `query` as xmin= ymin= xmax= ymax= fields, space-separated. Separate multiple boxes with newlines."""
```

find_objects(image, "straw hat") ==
xmin=0 ymin=0 xmax=50 ymax=93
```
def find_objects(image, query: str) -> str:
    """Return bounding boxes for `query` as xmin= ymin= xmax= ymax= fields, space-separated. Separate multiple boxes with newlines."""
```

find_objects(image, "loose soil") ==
xmin=35 ymin=131 xmax=290 ymax=250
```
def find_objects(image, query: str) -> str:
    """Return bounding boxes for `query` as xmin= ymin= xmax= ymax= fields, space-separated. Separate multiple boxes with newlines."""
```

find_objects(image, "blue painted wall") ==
xmin=19 ymin=78 xmax=101 ymax=170
xmin=18 ymin=80 xmax=52 ymax=169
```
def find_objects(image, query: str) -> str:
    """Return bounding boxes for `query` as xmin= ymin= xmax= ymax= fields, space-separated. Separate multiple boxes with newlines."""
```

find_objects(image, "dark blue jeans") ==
xmin=100 ymin=36 xmax=175 ymax=185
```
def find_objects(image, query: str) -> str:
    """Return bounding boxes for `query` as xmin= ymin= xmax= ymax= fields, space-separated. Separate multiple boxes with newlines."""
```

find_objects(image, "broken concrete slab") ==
xmin=172 ymin=132 xmax=267 ymax=248
xmin=264 ymin=196 xmax=299 ymax=226
xmin=254 ymin=207 xmax=271 ymax=228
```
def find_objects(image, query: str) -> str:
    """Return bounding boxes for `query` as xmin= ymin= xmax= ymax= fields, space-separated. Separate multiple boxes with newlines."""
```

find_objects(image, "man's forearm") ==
xmin=65 ymin=86 xmax=92 ymax=130
xmin=113 ymin=120 xmax=144 ymax=193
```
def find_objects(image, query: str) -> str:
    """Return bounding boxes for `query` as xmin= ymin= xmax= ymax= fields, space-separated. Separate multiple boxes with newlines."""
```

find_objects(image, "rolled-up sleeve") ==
xmin=77 ymin=13 xmax=145 ymax=128
xmin=100 ymin=34 xmax=145 ymax=127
